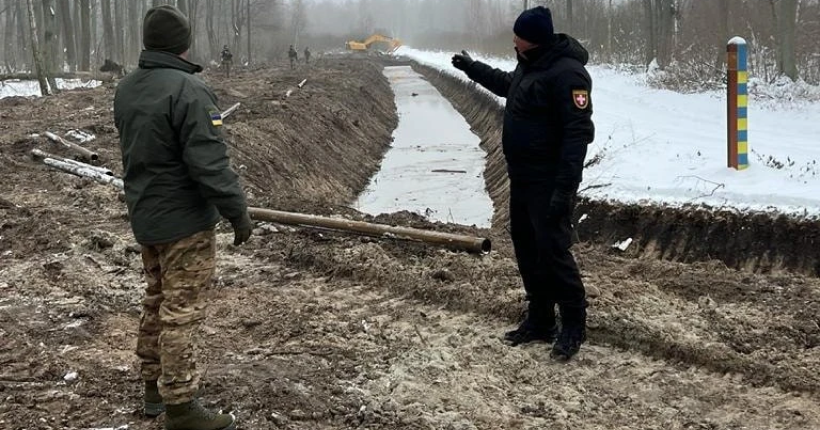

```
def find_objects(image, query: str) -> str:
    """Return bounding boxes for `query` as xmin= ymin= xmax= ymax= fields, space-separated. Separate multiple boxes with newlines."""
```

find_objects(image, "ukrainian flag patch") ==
xmin=210 ymin=110 xmax=223 ymax=127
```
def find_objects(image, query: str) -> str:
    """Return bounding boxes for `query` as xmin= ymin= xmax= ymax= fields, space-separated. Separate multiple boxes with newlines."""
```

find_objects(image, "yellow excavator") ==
xmin=346 ymin=34 xmax=402 ymax=54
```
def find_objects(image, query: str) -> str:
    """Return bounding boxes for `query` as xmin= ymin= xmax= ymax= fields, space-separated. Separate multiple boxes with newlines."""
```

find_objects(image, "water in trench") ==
xmin=355 ymin=66 xmax=494 ymax=228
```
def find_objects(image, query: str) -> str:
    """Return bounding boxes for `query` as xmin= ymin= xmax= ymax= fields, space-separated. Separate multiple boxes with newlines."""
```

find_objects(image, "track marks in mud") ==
xmin=254 ymin=228 xmax=820 ymax=400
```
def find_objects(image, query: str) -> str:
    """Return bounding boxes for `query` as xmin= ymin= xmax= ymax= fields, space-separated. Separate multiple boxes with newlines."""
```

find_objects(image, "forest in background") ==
xmin=0 ymin=0 xmax=818 ymax=93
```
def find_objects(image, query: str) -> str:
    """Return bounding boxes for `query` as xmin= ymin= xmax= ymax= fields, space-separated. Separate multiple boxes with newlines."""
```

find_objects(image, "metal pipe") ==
xmin=31 ymin=148 xmax=113 ymax=176
xmin=248 ymin=207 xmax=491 ymax=254
xmin=43 ymin=158 xmax=123 ymax=189
xmin=44 ymin=131 xmax=98 ymax=161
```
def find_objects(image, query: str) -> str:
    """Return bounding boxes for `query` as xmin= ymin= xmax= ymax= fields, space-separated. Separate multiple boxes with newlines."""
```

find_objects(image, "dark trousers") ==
xmin=509 ymin=182 xmax=586 ymax=321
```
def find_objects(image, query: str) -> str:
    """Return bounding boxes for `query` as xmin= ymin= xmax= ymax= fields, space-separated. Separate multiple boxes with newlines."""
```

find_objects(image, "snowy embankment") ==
xmin=398 ymin=47 xmax=820 ymax=218
xmin=0 ymin=78 xmax=100 ymax=99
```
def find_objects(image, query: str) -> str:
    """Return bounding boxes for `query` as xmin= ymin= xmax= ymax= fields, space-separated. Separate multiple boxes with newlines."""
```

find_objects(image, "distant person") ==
xmin=220 ymin=44 xmax=233 ymax=78
xmin=288 ymin=45 xmax=298 ymax=69
xmin=452 ymin=6 xmax=594 ymax=361
xmin=114 ymin=5 xmax=251 ymax=429
xmin=304 ymin=47 xmax=311 ymax=64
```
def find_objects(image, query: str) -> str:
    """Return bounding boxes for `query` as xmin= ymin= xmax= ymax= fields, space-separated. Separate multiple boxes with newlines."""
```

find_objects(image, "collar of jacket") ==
xmin=138 ymin=50 xmax=203 ymax=74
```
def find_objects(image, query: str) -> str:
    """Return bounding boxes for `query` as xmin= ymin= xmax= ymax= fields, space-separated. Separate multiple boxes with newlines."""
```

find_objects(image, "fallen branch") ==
xmin=44 ymin=131 xmax=98 ymax=161
xmin=677 ymin=175 xmax=726 ymax=199
xmin=431 ymin=169 xmax=467 ymax=174
xmin=578 ymin=182 xmax=612 ymax=193
xmin=31 ymin=149 xmax=112 ymax=176
xmin=221 ymin=102 xmax=241 ymax=119
xmin=0 ymin=71 xmax=112 ymax=82
xmin=43 ymin=158 xmax=123 ymax=189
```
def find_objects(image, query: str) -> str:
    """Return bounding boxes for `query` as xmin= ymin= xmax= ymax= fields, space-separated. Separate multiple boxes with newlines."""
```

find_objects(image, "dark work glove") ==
xmin=230 ymin=211 xmax=253 ymax=246
xmin=548 ymin=192 xmax=575 ymax=220
xmin=451 ymin=50 xmax=474 ymax=72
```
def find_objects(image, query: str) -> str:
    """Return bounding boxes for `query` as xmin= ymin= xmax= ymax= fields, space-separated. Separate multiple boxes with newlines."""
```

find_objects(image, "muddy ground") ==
xmin=1 ymin=58 xmax=820 ymax=430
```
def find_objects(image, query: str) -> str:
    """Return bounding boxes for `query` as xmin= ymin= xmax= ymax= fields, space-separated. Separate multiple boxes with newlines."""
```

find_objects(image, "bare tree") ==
xmin=100 ymin=0 xmax=115 ymax=61
xmin=78 ymin=0 xmax=90 ymax=71
xmin=127 ymin=0 xmax=139 ymax=65
xmin=291 ymin=0 xmax=307 ymax=45
xmin=57 ymin=0 xmax=76 ymax=71
xmin=3 ymin=0 xmax=17 ymax=72
xmin=776 ymin=0 xmax=799 ymax=80
xmin=41 ymin=0 xmax=59 ymax=92
xmin=26 ymin=0 xmax=49 ymax=95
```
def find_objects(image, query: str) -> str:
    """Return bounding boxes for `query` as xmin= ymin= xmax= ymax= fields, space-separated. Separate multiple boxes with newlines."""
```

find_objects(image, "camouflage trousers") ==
xmin=136 ymin=229 xmax=216 ymax=405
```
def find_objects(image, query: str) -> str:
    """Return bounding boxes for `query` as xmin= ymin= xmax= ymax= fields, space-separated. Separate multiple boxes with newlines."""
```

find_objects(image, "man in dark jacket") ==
xmin=114 ymin=5 xmax=250 ymax=429
xmin=220 ymin=45 xmax=233 ymax=78
xmin=452 ymin=6 xmax=594 ymax=361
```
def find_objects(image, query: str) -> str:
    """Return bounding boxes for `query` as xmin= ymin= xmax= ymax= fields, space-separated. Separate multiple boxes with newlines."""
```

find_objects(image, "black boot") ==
xmin=552 ymin=306 xmax=587 ymax=361
xmin=504 ymin=303 xmax=556 ymax=346
xmin=144 ymin=380 xmax=165 ymax=418
xmin=164 ymin=399 xmax=236 ymax=430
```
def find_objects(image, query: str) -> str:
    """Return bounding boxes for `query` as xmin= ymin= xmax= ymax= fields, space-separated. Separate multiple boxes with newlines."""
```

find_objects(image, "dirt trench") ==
xmin=412 ymin=63 xmax=820 ymax=277
xmin=1 ymin=58 xmax=820 ymax=430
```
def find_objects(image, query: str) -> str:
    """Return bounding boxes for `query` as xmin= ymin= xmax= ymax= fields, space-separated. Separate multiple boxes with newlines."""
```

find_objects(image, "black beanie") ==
xmin=513 ymin=6 xmax=555 ymax=45
xmin=143 ymin=5 xmax=191 ymax=55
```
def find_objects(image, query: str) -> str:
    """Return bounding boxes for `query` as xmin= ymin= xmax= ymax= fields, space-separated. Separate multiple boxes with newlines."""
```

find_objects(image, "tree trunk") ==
xmin=246 ymin=0 xmax=250 ymax=64
xmin=100 ymin=0 xmax=114 ymax=61
xmin=26 ymin=0 xmax=49 ymax=95
xmin=58 ymin=0 xmax=76 ymax=71
xmin=655 ymin=0 xmax=674 ymax=68
xmin=232 ymin=0 xmax=241 ymax=55
xmin=206 ymin=0 xmax=217 ymax=60
xmin=643 ymin=0 xmax=656 ymax=67
xmin=3 ymin=0 xmax=16 ymax=72
xmin=16 ymin=0 xmax=30 ymax=72
xmin=777 ymin=0 xmax=799 ymax=80
xmin=79 ymin=0 xmax=90 ymax=71
xmin=566 ymin=0 xmax=573 ymax=34
xmin=188 ymin=0 xmax=198 ymax=59
xmin=114 ymin=0 xmax=124 ymax=63
xmin=41 ymin=0 xmax=59 ymax=92
xmin=177 ymin=0 xmax=187 ymax=15
xmin=127 ymin=0 xmax=139 ymax=65
xmin=607 ymin=0 xmax=613 ymax=63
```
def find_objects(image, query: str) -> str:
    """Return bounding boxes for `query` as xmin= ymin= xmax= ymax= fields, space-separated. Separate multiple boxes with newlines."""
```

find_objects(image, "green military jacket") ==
xmin=114 ymin=50 xmax=247 ymax=245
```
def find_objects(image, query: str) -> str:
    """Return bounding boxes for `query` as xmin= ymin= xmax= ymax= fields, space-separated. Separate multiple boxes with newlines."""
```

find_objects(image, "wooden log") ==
xmin=221 ymin=102 xmax=241 ymax=119
xmin=31 ymin=149 xmax=113 ymax=176
xmin=44 ymin=131 xmax=98 ymax=161
xmin=43 ymin=158 xmax=123 ymax=189
xmin=248 ymin=207 xmax=491 ymax=254
xmin=0 ymin=71 xmax=114 ymax=82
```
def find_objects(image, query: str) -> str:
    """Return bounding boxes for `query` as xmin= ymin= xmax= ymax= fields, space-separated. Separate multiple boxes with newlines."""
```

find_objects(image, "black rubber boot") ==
xmin=504 ymin=303 xmax=557 ymax=346
xmin=551 ymin=306 xmax=587 ymax=361
xmin=164 ymin=399 xmax=236 ymax=430
xmin=144 ymin=380 xmax=165 ymax=418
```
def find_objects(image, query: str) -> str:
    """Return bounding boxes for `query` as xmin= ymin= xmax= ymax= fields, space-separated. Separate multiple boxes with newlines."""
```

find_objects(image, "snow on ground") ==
xmin=0 ymin=78 xmax=100 ymax=99
xmin=398 ymin=47 xmax=820 ymax=217
xmin=356 ymin=66 xmax=494 ymax=227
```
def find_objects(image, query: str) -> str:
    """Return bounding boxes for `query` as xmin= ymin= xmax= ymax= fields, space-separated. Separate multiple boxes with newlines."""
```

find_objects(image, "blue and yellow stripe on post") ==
xmin=727 ymin=37 xmax=749 ymax=170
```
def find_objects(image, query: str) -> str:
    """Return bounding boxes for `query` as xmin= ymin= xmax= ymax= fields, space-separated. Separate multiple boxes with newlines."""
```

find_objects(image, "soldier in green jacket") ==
xmin=114 ymin=5 xmax=250 ymax=430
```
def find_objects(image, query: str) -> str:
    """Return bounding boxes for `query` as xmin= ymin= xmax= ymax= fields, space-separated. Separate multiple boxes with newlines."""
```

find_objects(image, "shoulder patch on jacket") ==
xmin=572 ymin=89 xmax=589 ymax=109
xmin=209 ymin=109 xmax=223 ymax=127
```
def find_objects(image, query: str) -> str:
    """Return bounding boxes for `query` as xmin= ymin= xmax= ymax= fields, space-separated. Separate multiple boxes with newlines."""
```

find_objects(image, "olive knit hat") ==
xmin=143 ymin=5 xmax=191 ymax=54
